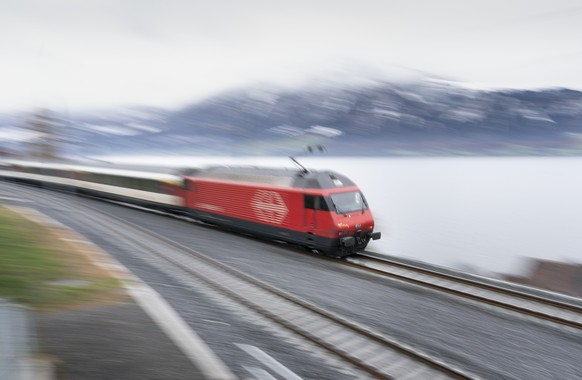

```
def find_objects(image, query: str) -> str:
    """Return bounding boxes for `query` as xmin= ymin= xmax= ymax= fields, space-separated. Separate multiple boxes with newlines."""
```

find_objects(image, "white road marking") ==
xmin=243 ymin=366 xmax=277 ymax=380
xmin=203 ymin=319 xmax=231 ymax=326
xmin=0 ymin=196 xmax=31 ymax=202
xmin=60 ymin=238 xmax=91 ymax=243
xmin=236 ymin=343 xmax=303 ymax=380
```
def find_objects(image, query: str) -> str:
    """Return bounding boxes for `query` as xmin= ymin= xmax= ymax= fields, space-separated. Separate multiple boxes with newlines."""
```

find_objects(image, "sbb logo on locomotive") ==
xmin=251 ymin=190 xmax=289 ymax=225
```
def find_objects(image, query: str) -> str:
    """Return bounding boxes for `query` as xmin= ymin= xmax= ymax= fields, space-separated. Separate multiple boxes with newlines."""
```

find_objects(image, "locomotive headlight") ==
xmin=337 ymin=222 xmax=349 ymax=236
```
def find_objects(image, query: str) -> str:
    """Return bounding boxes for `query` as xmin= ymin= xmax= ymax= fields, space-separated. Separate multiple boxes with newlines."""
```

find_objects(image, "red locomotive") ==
xmin=0 ymin=160 xmax=381 ymax=256
xmin=178 ymin=166 xmax=381 ymax=256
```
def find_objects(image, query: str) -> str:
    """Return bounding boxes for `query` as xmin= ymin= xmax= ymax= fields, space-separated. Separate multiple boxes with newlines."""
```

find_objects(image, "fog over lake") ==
xmin=103 ymin=155 xmax=582 ymax=277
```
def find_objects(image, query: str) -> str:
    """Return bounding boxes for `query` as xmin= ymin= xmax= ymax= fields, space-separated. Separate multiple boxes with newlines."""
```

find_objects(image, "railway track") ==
xmin=346 ymin=253 xmax=582 ymax=330
xmin=4 ymin=181 xmax=581 ymax=332
xmin=1 ymin=182 xmax=477 ymax=379
xmin=3 ymin=181 xmax=581 ymax=333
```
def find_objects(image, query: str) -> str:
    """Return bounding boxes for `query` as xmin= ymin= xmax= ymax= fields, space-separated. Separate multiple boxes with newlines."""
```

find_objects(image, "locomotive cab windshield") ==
xmin=330 ymin=191 xmax=368 ymax=214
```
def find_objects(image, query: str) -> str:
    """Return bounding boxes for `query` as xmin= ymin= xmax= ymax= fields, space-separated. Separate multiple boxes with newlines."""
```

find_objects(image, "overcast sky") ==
xmin=1 ymin=0 xmax=581 ymax=110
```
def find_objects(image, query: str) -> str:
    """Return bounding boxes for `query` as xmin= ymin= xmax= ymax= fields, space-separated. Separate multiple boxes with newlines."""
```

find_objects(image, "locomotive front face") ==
xmin=327 ymin=189 xmax=381 ymax=255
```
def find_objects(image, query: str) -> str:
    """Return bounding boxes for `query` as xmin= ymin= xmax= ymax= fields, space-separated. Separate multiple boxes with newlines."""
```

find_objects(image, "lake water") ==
xmin=102 ymin=155 xmax=582 ymax=277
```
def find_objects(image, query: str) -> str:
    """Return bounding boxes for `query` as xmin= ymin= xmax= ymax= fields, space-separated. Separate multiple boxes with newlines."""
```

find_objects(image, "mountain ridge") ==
xmin=2 ymin=80 xmax=582 ymax=157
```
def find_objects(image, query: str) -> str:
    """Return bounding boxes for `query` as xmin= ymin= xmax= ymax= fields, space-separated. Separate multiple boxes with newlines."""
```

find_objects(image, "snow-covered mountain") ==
xmin=2 ymin=79 xmax=582 ymax=157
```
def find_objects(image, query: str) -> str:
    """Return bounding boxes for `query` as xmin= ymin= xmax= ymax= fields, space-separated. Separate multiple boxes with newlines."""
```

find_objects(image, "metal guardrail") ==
xmin=0 ymin=299 xmax=34 ymax=380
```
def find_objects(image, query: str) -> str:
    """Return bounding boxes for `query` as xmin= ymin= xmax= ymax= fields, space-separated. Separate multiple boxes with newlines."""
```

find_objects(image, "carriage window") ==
xmin=183 ymin=179 xmax=194 ymax=191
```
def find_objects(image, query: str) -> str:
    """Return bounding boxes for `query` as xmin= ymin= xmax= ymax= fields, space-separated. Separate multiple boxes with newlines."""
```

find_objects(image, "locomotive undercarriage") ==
xmin=337 ymin=230 xmax=381 ymax=257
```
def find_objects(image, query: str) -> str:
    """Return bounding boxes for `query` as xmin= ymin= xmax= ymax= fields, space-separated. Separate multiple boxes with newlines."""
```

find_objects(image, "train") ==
xmin=0 ymin=160 xmax=381 ymax=256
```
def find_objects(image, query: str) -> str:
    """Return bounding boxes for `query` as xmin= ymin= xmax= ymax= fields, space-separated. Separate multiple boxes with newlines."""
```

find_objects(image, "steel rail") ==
xmin=346 ymin=253 xmax=582 ymax=330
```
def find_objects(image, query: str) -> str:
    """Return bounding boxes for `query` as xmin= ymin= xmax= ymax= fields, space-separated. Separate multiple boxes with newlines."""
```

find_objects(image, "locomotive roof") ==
xmin=182 ymin=166 xmax=356 ymax=189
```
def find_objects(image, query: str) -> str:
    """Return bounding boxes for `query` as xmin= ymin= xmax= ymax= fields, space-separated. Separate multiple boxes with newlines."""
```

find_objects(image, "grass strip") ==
xmin=0 ymin=206 xmax=122 ymax=309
